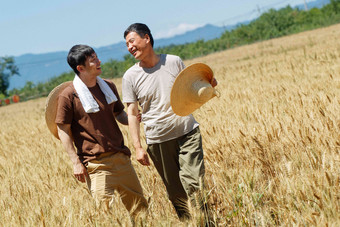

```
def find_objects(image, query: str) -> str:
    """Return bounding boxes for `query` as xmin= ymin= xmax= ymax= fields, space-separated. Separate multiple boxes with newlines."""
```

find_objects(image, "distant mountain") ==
xmin=11 ymin=52 xmax=69 ymax=90
xmin=295 ymin=0 xmax=329 ymax=10
xmin=155 ymin=24 xmax=231 ymax=48
xmin=8 ymin=0 xmax=330 ymax=90
xmin=9 ymin=24 xmax=226 ymax=90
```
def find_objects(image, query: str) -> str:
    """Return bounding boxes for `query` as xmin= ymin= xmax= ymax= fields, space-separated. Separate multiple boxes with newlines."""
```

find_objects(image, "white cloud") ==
xmin=154 ymin=23 xmax=204 ymax=39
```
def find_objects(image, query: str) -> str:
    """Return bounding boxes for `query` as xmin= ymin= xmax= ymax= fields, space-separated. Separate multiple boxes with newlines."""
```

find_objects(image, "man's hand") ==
xmin=211 ymin=78 xmax=218 ymax=87
xmin=73 ymin=162 xmax=88 ymax=183
xmin=136 ymin=147 xmax=150 ymax=166
xmin=136 ymin=111 xmax=142 ymax=122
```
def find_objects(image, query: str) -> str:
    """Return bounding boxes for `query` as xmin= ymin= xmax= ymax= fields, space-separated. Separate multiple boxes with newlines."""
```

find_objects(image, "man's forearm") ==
xmin=57 ymin=124 xmax=81 ymax=165
xmin=126 ymin=102 xmax=150 ymax=165
xmin=57 ymin=124 xmax=88 ymax=182
xmin=128 ymin=114 xmax=143 ymax=149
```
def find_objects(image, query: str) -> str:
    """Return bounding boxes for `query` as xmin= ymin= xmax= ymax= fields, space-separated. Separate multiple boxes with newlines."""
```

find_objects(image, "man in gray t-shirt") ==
xmin=123 ymin=53 xmax=199 ymax=144
xmin=122 ymin=23 xmax=217 ymax=221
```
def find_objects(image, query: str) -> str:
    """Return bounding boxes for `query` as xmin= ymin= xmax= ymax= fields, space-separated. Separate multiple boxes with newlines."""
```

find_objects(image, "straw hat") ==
xmin=170 ymin=63 xmax=217 ymax=116
xmin=45 ymin=81 xmax=72 ymax=139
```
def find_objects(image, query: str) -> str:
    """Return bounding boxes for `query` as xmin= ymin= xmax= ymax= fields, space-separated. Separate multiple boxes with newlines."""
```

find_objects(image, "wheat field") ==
xmin=0 ymin=23 xmax=339 ymax=226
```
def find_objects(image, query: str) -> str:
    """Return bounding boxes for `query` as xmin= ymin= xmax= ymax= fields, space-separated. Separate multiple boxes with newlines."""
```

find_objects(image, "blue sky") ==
xmin=0 ymin=0 xmax=306 ymax=57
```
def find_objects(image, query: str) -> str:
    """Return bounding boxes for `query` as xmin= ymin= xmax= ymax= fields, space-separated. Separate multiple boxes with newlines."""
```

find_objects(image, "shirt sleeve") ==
xmin=122 ymin=76 xmax=137 ymax=103
xmin=55 ymin=92 xmax=73 ymax=125
xmin=108 ymin=81 xmax=125 ymax=114
xmin=178 ymin=56 xmax=186 ymax=71
xmin=102 ymin=79 xmax=125 ymax=114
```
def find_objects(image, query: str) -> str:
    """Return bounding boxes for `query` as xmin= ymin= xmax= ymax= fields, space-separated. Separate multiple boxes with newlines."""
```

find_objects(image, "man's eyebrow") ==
xmin=89 ymin=54 xmax=97 ymax=59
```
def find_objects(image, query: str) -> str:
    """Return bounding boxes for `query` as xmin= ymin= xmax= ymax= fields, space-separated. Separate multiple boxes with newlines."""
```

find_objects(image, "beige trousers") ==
xmin=86 ymin=152 xmax=147 ymax=216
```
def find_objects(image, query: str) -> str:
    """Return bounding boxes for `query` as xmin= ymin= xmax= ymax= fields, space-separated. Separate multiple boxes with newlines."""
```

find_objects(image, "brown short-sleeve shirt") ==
xmin=55 ymin=79 xmax=131 ymax=164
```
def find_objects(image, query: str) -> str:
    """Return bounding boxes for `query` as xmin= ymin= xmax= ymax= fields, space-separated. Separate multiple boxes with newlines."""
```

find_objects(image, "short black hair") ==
xmin=124 ymin=23 xmax=154 ymax=47
xmin=67 ymin=44 xmax=95 ymax=75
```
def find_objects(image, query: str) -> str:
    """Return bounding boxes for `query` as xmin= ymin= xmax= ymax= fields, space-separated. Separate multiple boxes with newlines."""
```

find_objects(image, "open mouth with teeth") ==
xmin=131 ymin=49 xmax=138 ymax=56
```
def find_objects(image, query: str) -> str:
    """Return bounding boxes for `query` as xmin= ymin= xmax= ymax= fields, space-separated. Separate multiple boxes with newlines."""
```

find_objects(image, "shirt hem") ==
xmin=146 ymin=124 xmax=199 ymax=145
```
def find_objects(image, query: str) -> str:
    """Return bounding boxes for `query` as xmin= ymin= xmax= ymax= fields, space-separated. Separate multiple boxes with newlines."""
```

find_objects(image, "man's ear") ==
xmin=144 ymin=34 xmax=150 ymax=44
xmin=77 ymin=65 xmax=84 ymax=73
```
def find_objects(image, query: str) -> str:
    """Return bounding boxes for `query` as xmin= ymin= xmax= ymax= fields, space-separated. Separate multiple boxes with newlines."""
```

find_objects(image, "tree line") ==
xmin=2 ymin=0 xmax=340 ymax=101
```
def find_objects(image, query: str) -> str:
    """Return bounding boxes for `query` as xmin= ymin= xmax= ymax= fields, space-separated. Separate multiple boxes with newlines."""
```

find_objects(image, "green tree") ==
xmin=0 ymin=57 xmax=19 ymax=96
xmin=330 ymin=0 xmax=340 ymax=13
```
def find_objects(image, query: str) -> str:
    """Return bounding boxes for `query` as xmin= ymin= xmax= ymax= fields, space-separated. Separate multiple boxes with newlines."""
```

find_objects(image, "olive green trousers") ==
xmin=147 ymin=127 xmax=205 ymax=220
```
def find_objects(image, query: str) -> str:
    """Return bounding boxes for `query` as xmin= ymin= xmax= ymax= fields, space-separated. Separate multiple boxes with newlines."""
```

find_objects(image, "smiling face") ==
xmin=78 ymin=53 xmax=102 ymax=77
xmin=125 ymin=31 xmax=150 ymax=61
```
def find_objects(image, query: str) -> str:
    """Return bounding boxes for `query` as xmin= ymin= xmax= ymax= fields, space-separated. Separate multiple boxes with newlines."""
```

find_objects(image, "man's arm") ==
xmin=127 ymin=102 xmax=150 ymax=166
xmin=115 ymin=111 xmax=128 ymax=125
xmin=115 ymin=110 xmax=142 ymax=126
xmin=57 ymin=123 xmax=88 ymax=182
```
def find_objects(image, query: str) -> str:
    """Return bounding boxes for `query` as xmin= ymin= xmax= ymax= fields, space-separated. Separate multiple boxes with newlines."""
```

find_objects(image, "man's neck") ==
xmin=140 ymin=52 xmax=160 ymax=68
xmin=78 ymin=74 xmax=97 ymax=87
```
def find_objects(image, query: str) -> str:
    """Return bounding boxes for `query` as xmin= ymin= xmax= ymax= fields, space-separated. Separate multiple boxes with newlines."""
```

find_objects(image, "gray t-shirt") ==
xmin=122 ymin=54 xmax=199 ymax=144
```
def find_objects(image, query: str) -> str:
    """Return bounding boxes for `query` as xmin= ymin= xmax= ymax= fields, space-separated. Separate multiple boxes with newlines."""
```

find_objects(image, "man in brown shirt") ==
xmin=55 ymin=44 xmax=147 ymax=219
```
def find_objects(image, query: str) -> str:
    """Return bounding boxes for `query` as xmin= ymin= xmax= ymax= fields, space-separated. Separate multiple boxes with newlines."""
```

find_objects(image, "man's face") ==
xmin=125 ymin=32 xmax=149 ymax=60
xmin=81 ymin=53 xmax=102 ymax=76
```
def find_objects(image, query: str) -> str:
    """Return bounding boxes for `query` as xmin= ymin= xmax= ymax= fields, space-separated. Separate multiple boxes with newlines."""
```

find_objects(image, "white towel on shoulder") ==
xmin=73 ymin=75 xmax=117 ymax=113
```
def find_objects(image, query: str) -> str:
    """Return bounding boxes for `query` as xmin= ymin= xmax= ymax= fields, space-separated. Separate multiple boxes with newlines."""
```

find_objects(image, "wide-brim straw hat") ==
xmin=45 ymin=81 xmax=72 ymax=139
xmin=170 ymin=63 xmax=217 ymax=116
